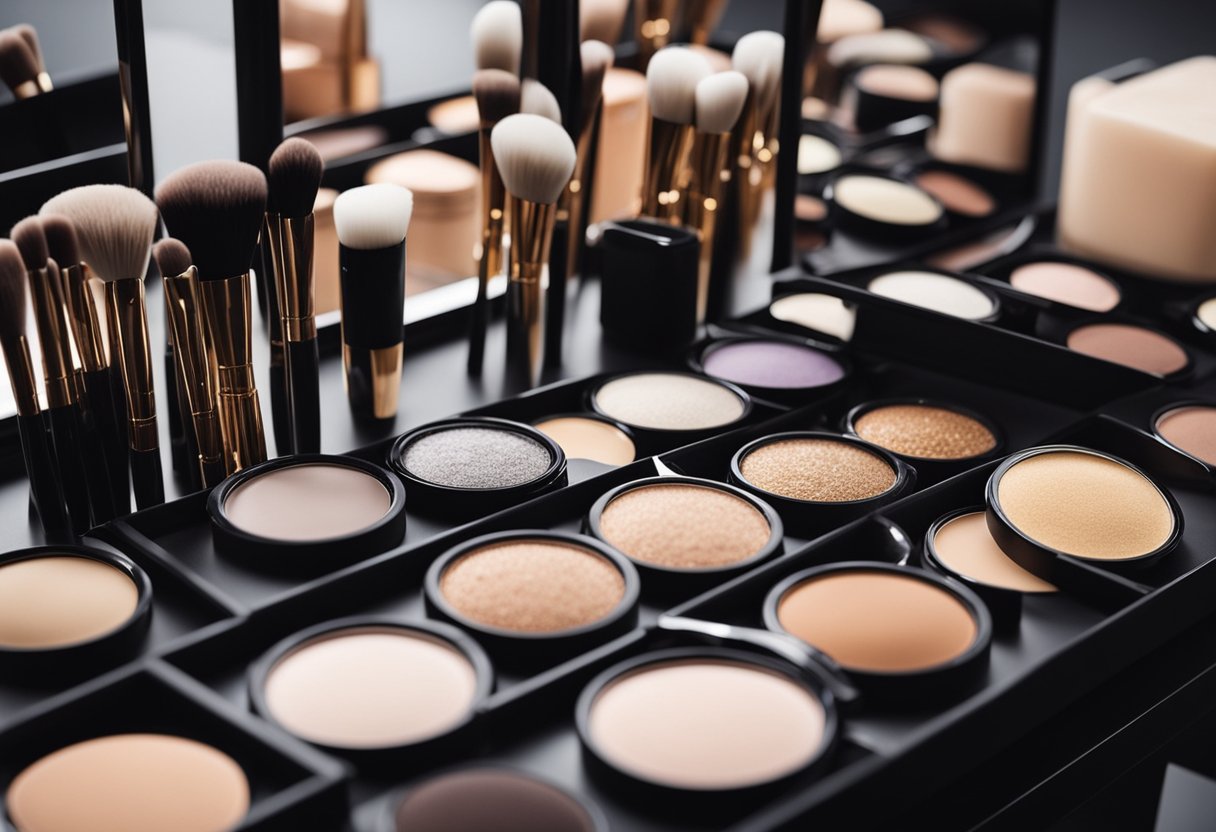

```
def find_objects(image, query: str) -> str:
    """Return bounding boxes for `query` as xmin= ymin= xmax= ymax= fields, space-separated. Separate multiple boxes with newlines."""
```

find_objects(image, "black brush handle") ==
xmin=269 ymin=342 xmax=293 ymax=456
xmin=46 ymin=404 xmax=93 ymax=534
xmin=75 ymin=372 xmax=119 ymax=523
xmin=17 ymin=412 xmax=70 ymax=537
xmin=544 ymin=218 xmax=569 ymax=369
xmin=286 ymin=337 xmax=321 ymax=453
xmin=200 ymin=457 xmax=228 ymax=490
xmin=467 ymin=248 xmax=491 ymax=376
xmin=166 ymin=337 xmax=186 ymax=473
xmin=101 ymin=365 xmax=131 ymax=514
xmin=130 ymin=447 xmax=164 ymax=509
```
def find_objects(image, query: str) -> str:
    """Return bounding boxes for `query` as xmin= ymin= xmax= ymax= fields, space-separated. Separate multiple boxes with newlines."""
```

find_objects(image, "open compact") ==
xmin=692 ymin=337 xmax=850 ymax=404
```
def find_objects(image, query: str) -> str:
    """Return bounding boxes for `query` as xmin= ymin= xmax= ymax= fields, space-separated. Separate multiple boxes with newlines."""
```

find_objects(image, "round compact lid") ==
xmin=365 ymin=150 xmax=480 ymax=216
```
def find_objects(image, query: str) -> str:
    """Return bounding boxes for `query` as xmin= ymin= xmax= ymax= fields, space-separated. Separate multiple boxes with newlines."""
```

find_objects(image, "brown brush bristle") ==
xmin=41 ymin=215 xmax=80 ymax=269
xmin=155 ymin=160 xmax=267 ymax=281
xmin=153 ymin=238 xmax=193 ymax=279
xmin=0 ymin=30 xmax=38 ymax=92
xmin=10 ymin=216 xmax=47 ymax=272
xmin=473 ymin=69 xmax=521 ymax=127
xmin=13 ymin=24 xmax=44 ymax=72
xmin=268 ymin=137 xmax=324 ymax=217
xmin=41 ymin=185 xmax=158 ymax=283
xmin=0 ymin=240 xmax=29 ymax=343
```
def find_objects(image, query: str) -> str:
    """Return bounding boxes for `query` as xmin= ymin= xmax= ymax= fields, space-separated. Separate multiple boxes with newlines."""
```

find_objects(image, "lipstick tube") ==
xmin=339 ymin=243 xmax=404 ymax=420
xmin=265 ymin=213 xmax=321 ymax=452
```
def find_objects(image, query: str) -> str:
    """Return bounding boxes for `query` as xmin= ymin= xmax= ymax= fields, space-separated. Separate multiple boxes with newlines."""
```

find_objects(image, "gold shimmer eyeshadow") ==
xmin=7 ymin=734 xmax=250 ymax=832
xmin=932 ymin=512 xmax=1056 ymax=593
xmin=853 ymin=403 xmax=997 ymax=460
xmin=439 ymin=540 xmax=626 ymax=633
xmin=740 ymin=438 xmax=896 ymax=502
xmin=996 ymin=450 xmax=1175 ymax=561
xmin=598 ymin=483 xmax=772 ymax=569
xmin=777 ymin=571 xmax=978 ymax=672
xmin=0 ymin=556 xmax=139 ymax=649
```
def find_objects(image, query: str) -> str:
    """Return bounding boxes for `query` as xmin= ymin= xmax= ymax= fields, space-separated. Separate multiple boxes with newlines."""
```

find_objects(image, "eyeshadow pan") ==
xmin=868 ymin=271 xmax=996 ymax=320
xmin=1008 ymin=261 xmax=1121 ymax=312
xmin=534 ymin=416 xmax=635 ymax=466
xmin=439 ymin=539 xmax=626 ymax=633
xmin=598 ymin=483 xmax=772 ymax=569
xmin=855 ymin=64 xmax=939 ymax=101
xmin=777 ymin=570 xmax=978 ymax=672
xmin=854 ymin=403 xmax=997 ymax=460
xmin=740 ymin=438 xmax=896 ymax=502
xmin=702 ymin=340 xmax=846 ymax=390
xmin=593 ymin=373 xmax=746 ymax=431
xmin=769 ymin=293 xmax=857 ymax=341
xmin=834 ymin=175 xmax=943 ymax=226
xmin=7 ymin=734 xmax=249 ymax=832
xmin=798 ymin=134 xmax=843 ymax=175
xmin=263 ymin=626 xmax=479 ymax=749
xmin=914 ymin=170 xmax=995 ymax=218
xmin=393 ymin=769 xmax=598 ymax=832
xmin=402 ymin=426 xmax=553 ymax=488
xmin=795 ymin=193 xmax=829 ymax=222
xmin=1198 ymin=297 xmax=1216 ymax=329
xmin=223 ymin=463 xmax=391 ymax=541
xmin=587 ymin=658 xmax=826 ymax=789
xmin=932 ymin=511 xmax=1056 ymax=593
xmin=1155 ymin=405 xmax=1216 ymax=465
xmin=1066 ymin=323 xmax=1189 ymax=376
xmin=827 ymin=29 xmax=935 ymax=69
xmin=0 ymin=555 xmax=138 ymax=649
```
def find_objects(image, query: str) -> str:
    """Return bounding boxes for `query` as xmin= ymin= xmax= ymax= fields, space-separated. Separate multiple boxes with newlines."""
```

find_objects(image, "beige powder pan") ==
xmin=1154 ymin=403 xmax=1216 ymax=467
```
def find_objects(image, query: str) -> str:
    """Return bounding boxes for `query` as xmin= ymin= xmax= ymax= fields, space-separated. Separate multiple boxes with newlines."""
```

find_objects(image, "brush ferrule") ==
xmin=12 ymin=79 xmax=38 ymax=99
xmin=342 ymin=343 xmax=403 ymax=420
xmin=0 ymin=335 xmax=40 ymax=417
xmin=164 ymin=269 xmax=224 ymax=479
xmin=28 ymin=265 xmax=76 ymax=408
xmin=265 ymin=213 xmax=317 ymax=343
xmin=641 ymin=117 xmax=695 ymax=221
xmin=682 ymin=131 xmax=732 ymax=323
xmin=478 ymin=128 xmax=507 ymax=280
xmin=506 ymin=196 xmax=557 ymax=387
xmin=198 ymin=272 xmax=266 ymax=472
xmin=339 ymin=240 xmax=405 ymax=419
xmin=105 ymin=278 xmax=158 ymax=452
xmin=36 ymin=72 xmax=52 ymax=93
xmin=61 ymin=263 xmax=107 ymax=372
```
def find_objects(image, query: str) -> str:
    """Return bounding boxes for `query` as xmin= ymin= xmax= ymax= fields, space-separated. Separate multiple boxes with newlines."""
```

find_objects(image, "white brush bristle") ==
xmin=646 ymin=46 xmax=712 ymax=124
xmin=491 ymin=114 xmax=577 ymax=205
xmin=521 ymin=79 xmax=562 ymax=124
xmin=695 ymin=70 xmax=749 ymax=133
xmin=581 ymin=39 xmax=615 ymax=78
xmin=732 ymin=31 xmax=785 ymax=115
xmin=40 ymin=185 xmax=157 ymax=283
xmin=471 ymin=0 xmax=522 ymax=74
xmin=333 ymin=184 xmax=414 ymax=250
xmin=579 ymin=0 xmax=628 ymax=45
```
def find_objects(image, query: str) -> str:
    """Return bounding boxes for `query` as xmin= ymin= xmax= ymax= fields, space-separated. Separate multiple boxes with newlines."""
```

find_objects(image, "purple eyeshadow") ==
xmin=702 ymin=341 xmax=846 ymax=390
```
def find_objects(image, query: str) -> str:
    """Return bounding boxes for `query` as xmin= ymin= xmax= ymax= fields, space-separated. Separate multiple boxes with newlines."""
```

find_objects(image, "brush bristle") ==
xmin=579 ymin=0 xmax=628 ymax=45
xmin=42 ymin=185 xmax=158 ymax=283
xmin=521 ymin=79 xmax=562 ymax=124
xmin=579 ymin=40 xmax=614 ymax=130
xmin=155 ymin=160 xmax=267 ymax=281
xmin=473 ymin=69 xmax=521 ymax=125
xmin=695 ymin=70 xmax=749 ymax=133
xmin=0 ymin=29 xmax=38 ymax=91
xmin=154 ymin=238 xmax=193 ymax=278
xmin=0 ymin=240 xmax=28 ymax=342
xmin=333 ymin=184 xmax=414 ymax=250
xmin=13 ymin=24 xmax=44 ymax=72
xmin=491 ymin=114 xmax=577 ymax=205
xmin=268 ymin=138 xmax=324 ymax=217
xmin=646 ymin=46 xmax=712 ymax=124
xmin=11 ymin=216 xmax=47 ymax=272
xmin=471 ymin=1 xmax=522 ymax=74
xmin=732 ymin=30 xmax=785 ymax=116
xmin=41 ymin=215 xmax=80 ymax=269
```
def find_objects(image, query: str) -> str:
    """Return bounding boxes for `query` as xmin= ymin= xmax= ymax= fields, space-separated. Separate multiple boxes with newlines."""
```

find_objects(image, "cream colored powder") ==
xmin=834 ymin=175 xmax=943 ymax=226
xmin=868 ymin=271 xmax=995 ymax=320
xmin=769 ymin=293 xmax=857 ymax=341
xmin=593 ymin=373 xmax=745 ymax=430
xmin=223 ymin=463 xmax=391 ymax=542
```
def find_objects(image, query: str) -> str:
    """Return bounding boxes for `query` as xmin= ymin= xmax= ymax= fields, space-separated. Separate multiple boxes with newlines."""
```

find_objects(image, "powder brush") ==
xmin=579 ymin=0 xmax=629 ymax=46
xmin=471 ymin=1 xmax=523 ymax=75
xmin=564 ymin=39 xmax=614 ymax=283
xmin=12 ymin=24 xmax=52 ymax=92
xmin=731 ymin=30 xmax=785 ymax=255
xmin=642 ymin=46 xmax=712 ymax=222
xmin=0 ymin=29 xmax=40 ymax=99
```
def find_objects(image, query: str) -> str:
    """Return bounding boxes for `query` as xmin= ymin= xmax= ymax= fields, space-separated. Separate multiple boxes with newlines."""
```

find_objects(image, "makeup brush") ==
xmin=0 ymin=240 xmax=69 ymax=536
xmin=266 ymin=137 xmax=324 ymax=454
xmin=579 ymin=0 xmax=629 ymax=46
xmin=156 ymin=161 xmax=269 ymax=474
xmin=491 ymin=114 xmax=577 ymax=388
xmin=633 ymin=0 xmax=680 ymax=71
xmin=43 ymin=213 xmax=129 ymax=515
xmin=333 ymin=184 xmax=413 ymax=420
xmin=684 ymin=0 xmax=729 ymax=46
xmin=42 ymin=185 xmax=163 ymax=509
xmin=0 ymin=29 xmax=40 ymax=99
xmin=683 ymin=70 xmax=748 ymax=324
xmin=521 ymin=79 xmax=563 ymax=123
xmin=155 ymin=238 xmax=226 ymax=489
xmin=471 ymin=0 xmax=522 ymax=75
xmin=153 ymin=236 xmax=202 ymax=487
xmin=732 ymin=30 xmax=785 ymax=254
xmin=564 ymin=39 xmax=614 ymax=282
xmin=13 ymin=24 xmax=52 ymax=92
xmin=468 ymin=68 xmax=521 ymax=376
xmin=642 ymin=46 xmax=712 ymax=222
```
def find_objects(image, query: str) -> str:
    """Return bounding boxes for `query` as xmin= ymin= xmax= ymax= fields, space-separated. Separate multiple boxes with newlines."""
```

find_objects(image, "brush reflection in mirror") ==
xmin=852 ymin=402 xmax=998 ymax=461
xmin=769 ymin=293 xmax=856 ymax=341
xmin=1008 ymin=261 xmax=1121 ymax=312
xmin=390 ymin=769 xmax=603 ymax=832
xmin=592 ymin=372 xmax=747 ymax=432
xmin=1155 ymin=405 xmax=1216 ymax=466
xmin=930 ymin=511 xmax=1056 ymax=593
xmin=867 ymin=271 xmax=997 ymax=320
xmin=534 ymin=415 xmax=636 ymax=467
xmin=1065 ymin=323 xmax=1189 ymax=377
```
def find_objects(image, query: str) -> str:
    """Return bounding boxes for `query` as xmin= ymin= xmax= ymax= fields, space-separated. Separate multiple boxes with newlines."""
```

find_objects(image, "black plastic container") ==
xmin=598 ymin=220 xmax=700 ymax=350
xmin=844 ymin=397 xmax=1005 ymax=480
xmin=689 ymin=335 xmax=853 ymax=406
xmin=208 ymin=454 xmax=408 ymax=572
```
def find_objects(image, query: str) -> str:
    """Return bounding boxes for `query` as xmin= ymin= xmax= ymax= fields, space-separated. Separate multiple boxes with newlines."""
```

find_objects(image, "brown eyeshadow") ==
xmin=1155 ymin=405 xmax=1216 ymax=466
xmin=740 ymin=438 xmax=896 ymax=502
xmin=598 ymin=483 xmax=772 ymax=569
xmin=393 ymin=769 xmax=596 ymax=832
xmin=440 ymin=539 xmax=626 ymax=633
xmin=914 ymin=170 xmax=996 ymax=217
xmin=853 ymin=404 xmax=997 ymax=460
xmin=777 ymin=570 xmax=978 ymax=672
xmin=1066 ymin=323 xmax=1189 ymax=377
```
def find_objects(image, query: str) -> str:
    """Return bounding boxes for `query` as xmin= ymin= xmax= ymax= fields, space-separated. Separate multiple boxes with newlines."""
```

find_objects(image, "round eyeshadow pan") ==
xmin=1008 ymin=261 xmax=1120 ymax=312
xmin=701 ymin=340 xmax=846 ymax=390
xmin=1065 ymin=323 xmax=1189 ymax=377
xmin=391 ymin=769 xmax=600 ymax=832
xmin=438 ymin=539 xmax=627 ymax=634
xmin=797 ymin=134 xmax=843 ymax=175
xmin=769 ymin=293 xmax=857 ymax=341
xmin=853 ymin=403 xmax=997 ymax=460
xmin=401 ymin=426 xmax=553 ymax=489
xmin=932 ymin=511 xmax=1056 ymax=593
xmin=222 ymin=463 xmax=391 ymax=542
xmin=913 ymin=170 xmax=995 ymax=218
xmin=592 ymin=373 xmax=746 ymax=431
xmin=1155 ymin=405 xmax=1216 ymax=466
xmin=597 ymin=482 xmax=772 ymax=570
xmin=867 ymin=271 xmax=996 ymax=320
xmin=833 ymin=175 xmax=943 ymax=226
xmin=0 ymin=555 xmax=139 ymax=649
xmin=534 ymin=416 xmax=635 ymax=466
xmin=740 ymin=437 xmax=896 ymax=502
xmin=586 ymin=657 xmax=827 ymax=790
xmin=855 ymin=64 xmax=939 ymax=101
xmin=7 ymin=734 xmax=250 ymax=832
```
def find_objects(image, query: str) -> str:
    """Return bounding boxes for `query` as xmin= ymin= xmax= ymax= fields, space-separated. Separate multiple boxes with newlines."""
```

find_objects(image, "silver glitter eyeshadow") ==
xmin=401 ymin=427 xmax=552 ymax=489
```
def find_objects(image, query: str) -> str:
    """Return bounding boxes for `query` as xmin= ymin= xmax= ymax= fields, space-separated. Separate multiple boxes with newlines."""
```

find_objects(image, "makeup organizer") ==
xmin=3 ymin=0 xmax=1216 ymax=830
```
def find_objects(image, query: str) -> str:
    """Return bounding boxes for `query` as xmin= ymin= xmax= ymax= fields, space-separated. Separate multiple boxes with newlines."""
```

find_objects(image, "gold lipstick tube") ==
xmin=682 ymin=130 xmax=732 ymax=324
xmin=505 ymin=196 xmax=557 ymax=388
xmin=641 ymin=118 xmax=695 ymax=222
